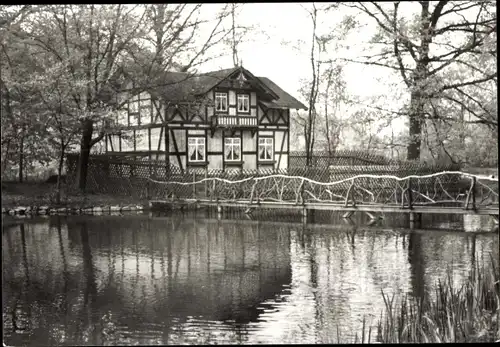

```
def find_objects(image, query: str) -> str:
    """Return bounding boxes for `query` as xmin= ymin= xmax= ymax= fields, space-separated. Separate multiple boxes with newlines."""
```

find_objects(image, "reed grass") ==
xmin=351 ymin=253 xmax=499 ymax=343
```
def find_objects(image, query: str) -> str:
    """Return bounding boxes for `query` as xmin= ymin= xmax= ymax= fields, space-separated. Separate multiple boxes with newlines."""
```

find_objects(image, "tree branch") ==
xmin=429 ymin=0 xmax=449 ymax=29
xmin=393 ymin=2 xmax=411 ymax=88
xmin=437 ymin=73 xmax=496 ymax=93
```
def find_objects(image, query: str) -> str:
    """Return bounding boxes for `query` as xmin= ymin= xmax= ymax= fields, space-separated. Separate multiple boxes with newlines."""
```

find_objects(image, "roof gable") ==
xmin=112 ymin=66 xmax=307 ymax=110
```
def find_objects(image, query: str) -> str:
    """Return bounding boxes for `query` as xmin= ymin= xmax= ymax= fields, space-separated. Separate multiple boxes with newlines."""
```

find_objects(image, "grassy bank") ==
xmin=352 ymin=253 xmax=499 ymax=343
xmin=1 ymin=181 xmax=148 ymax=209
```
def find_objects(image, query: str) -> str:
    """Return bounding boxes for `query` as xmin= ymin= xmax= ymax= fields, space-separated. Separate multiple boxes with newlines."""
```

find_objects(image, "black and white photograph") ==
xmin=1 ymin=2 xmax=498 ymax=345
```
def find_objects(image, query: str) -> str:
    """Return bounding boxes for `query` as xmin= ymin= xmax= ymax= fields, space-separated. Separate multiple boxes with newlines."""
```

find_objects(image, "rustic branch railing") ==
xmin=147 ymin=171 xmax=499 ymax=210
xmin=66 ymin=154 xmax=498 ymax=211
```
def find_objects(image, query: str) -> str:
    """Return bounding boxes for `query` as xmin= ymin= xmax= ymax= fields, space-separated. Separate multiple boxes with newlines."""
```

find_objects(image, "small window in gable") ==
xmin=215 ymin=92 xmax=228 ymax=112
xmin=237 ymin=94 xmax=250 ymax=113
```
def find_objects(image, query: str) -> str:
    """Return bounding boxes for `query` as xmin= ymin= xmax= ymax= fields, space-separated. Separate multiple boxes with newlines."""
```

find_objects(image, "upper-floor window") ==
xmin=259 ymin=137 xmax=273 ymax=160
xmin=188 ymin=137 xmax=206 ymax=162
xmin=237 ymin=94 xmax=250 ymax=113
xmin=215 ymin=92 xmax=228 ymax=112
xmin=224 ymin=137 xmax=241 ymax=161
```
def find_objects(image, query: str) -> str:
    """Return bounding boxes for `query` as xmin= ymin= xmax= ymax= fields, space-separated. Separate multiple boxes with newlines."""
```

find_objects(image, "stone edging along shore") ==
xmin=2 ymin=204 xmax=149 ymax=216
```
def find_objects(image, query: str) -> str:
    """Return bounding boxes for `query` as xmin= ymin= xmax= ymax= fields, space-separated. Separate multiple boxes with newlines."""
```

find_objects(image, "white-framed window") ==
xmin=224 ymin=137 xmax=241 ymax=161
xmin=259 ymin=137 xmax=273 ymax=161
xmin=237 ymin=94 xmax=250 ymax=113
xmin=215 ymin=92 xmax=228 ymax=112
xmin=188 ymin=137 xmax=206 ymax=162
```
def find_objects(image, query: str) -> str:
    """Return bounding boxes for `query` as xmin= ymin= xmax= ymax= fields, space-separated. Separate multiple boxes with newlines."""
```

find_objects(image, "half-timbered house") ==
xmin=102 ymin=66 xmax=307 ymax=173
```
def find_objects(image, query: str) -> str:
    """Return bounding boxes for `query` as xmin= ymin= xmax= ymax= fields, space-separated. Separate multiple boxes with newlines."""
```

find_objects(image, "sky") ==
xmin=195 ymin=2 xmax=409 ymax=143
xmin=200 ymin=3 xmax=388 ymax=101
xmin=139 ymin=1 xmax=493 ymax=151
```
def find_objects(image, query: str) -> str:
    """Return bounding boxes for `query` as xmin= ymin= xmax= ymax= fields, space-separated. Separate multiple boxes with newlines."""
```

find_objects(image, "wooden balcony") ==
xmin=211 ymin=115 xmax=257 ymax=128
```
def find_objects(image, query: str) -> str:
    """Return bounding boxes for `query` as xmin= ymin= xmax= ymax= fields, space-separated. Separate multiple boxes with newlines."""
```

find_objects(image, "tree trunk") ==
xmin=56 ymin=143 xmax=66 ymax=204
xmin=407 ymin=90 xmax=424 ymax=161
xmin=2 ymin=138 xmax=11 ymax=177
xmin=407 ymin=2 xmax=430 ymax=161
xmin=407 ymin=115 xmax=422 ymax=160
xmin=231 ymin=3 xmax=239 ymax=67
xmin=304 ymin=123 xmax=311 ymax=167
xmin=2 ymin=89 xmax=12 ymax=176
xmin=325 ymin=105 xmax=332 ymax=157
xmin=19 ymin=133 xmax=24 ymax=183
xmin=77 ymin=118 xmax=93 ymax=191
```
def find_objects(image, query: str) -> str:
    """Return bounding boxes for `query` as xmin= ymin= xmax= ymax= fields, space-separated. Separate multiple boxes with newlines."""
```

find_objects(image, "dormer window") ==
xmin=237 ymin=94 xmax=250 ymax=113
xmin=215 ymin=92 xmax=228 ymax=112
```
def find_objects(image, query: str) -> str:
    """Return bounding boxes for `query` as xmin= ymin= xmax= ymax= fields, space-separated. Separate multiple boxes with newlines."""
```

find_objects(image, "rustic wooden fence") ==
xmin=148 ymin=171 xmax=498 ymax=210
xmin=66 ymin=154 xmax=476 ymax=205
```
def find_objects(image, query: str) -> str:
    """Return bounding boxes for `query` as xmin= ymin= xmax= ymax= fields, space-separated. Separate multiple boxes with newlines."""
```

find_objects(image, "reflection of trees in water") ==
xmin=57 ymin=219 xmax=69 ymax=316
xmin=9 ymin=224 xmax=31 ymax=339
xmin=4 ymin=214 xmax=497 ymax=345
xmin=408 ymin=232 xmax=425 ymax=300
xmin=409 ymin=231 xmax=498 ymax=302
xmin=303 ymin=229 xmax=414 ymax=343
xmin=3 ymin=215 xmax=286 ymax=344
xmin=3 ymin=221 xmax=84 ymax=345
xmin=38 ymin=216 xmax=291 ymax=343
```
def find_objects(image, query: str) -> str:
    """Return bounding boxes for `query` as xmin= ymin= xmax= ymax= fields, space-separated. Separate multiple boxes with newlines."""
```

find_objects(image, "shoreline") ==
xmin=2 ymin=181 xmax=150 ymax=216
xmin=1 ymin=203 xmax=149 ymax=216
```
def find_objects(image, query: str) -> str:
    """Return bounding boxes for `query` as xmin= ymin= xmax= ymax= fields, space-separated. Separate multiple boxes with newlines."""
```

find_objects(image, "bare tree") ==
xmin=340 ymin=1 xmax=496 ymax=160
xmin=140 ymin=3 xmax=234 ymax=76
xmin=320 ymin=63 xmax=346 ymax=156
xmin=299 ymin=3 xmax=322 ymax=166
xmin=3 ymin=4 xmax=236 ymax=190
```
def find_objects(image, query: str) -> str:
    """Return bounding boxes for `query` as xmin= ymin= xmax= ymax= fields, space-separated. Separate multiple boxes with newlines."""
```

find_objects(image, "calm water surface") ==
xmin=2 ymin=211 xmax=498 ymax=345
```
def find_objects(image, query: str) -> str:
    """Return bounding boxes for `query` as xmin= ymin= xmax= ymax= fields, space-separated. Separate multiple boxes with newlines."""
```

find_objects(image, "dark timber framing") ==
xmin=103 ymin=66 xmax=305 ymax=172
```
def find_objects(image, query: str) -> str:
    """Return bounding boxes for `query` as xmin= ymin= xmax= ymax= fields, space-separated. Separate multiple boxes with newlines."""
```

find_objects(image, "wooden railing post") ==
xmin=300 ymin=179 xmax=305 ymax=205
xmin=192 ymin=171 xmax=196 ymax=198
xmin=204 ymin=168 xmax=208 ymax=198
xmin=407 ymin=177 xmax=413 ymax=209
xmin=212 ymin=179 xmax=216 ymax=202
xmin=472 ymin=176 xmax=476 ymax=210
xmin=147 ymin=161 xmax=152 ymax=200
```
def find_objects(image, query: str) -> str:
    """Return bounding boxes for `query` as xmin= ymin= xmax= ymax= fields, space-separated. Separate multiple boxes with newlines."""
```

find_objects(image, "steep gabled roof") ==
xmin=112 ymin=66 xmax=307 ymax=110
xmin=150 ymin=68 xmax=239 ymax=102
xmin=257 ymin=77 xmax=307 ymax=110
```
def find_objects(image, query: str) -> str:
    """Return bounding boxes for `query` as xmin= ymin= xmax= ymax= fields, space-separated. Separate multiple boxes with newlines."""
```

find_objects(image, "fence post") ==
xmin=204 ymin=168 xmax=208 ymax=198
xmin=192 ymin=171 xmax=196 ymax=198
xmin=212 ymin=179 xmax=215 ymax=202
xmin=407 ymin=177 xmax=413 ymax=209
xmin=472 ymin=176 xmax=476 ymax=210
xmin=146 ymin=161 xmax=151 ymax=200
xmin=300 ymin=178 xmax=305 ymax=205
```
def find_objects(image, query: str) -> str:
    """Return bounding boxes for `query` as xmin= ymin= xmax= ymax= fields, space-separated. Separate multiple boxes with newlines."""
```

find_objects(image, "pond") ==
xmin=2 ymin=210 xmax=498 ymax=345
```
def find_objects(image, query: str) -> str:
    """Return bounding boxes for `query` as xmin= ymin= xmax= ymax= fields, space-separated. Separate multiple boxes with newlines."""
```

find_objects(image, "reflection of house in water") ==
xmin=65 ymin=216 xmax=292 ymax=324
xmin=4 ymin=215 xmax=499 ymax=345
xmin=3 ymin=216 xmax=292 ymax=345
